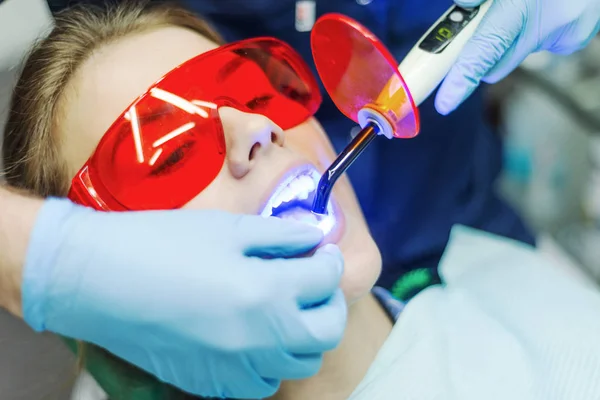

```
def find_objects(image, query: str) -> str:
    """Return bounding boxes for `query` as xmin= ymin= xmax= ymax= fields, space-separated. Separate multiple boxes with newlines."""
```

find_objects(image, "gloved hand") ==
xmin=436 ymin=0 xmax=600 ymax=115
xmin=23 ymin=198 xmax=347 ymax=399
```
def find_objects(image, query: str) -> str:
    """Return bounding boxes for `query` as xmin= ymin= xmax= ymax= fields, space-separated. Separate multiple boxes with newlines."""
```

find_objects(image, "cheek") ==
xmin=181 ymin=165 xmax=257 ymax=214
xmin=285 ymin=120 xmax=335 ymax=171
xmin=180 ymin=159 xmax=236 ymax=212
xmin=183 ymin=180 xmax=238 ymax=213
xmin=339 ymin=222 xmax=382 ymax=303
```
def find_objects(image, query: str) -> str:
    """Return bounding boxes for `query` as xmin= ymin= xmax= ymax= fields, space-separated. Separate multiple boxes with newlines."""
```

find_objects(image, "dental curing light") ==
xmin=310 ymin=1 xmax=492 ymax=215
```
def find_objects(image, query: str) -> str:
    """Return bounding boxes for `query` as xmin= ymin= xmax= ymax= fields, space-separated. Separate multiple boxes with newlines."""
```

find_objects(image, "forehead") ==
xmin=59 ymin=26 xmax=218 ymax=175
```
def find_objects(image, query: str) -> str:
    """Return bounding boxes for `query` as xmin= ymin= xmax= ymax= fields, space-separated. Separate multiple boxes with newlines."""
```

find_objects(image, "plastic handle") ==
xmin=398 ymin=1 xmax=493 ymax=106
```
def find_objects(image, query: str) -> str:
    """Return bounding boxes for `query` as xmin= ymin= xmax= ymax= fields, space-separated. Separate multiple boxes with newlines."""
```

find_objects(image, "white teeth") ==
xmin=297 ymin=190 xmax=309 ymax=200
xmin=289 ymin=179 xmax=301 ymax=192
xmin=279 ymin=187 xmax=296 ymax=203
xmin=301 ymin=175 xmax=316 ymax=191
xmin=262 ymin=168 xmax=323 ymax=217
xmin=280 ymin=210 xmax=319 ymax=225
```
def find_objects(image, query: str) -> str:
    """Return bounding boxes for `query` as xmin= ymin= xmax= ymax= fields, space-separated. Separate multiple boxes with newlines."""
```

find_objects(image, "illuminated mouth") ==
xmin=260 ymin=166 xmax=336 ymax=235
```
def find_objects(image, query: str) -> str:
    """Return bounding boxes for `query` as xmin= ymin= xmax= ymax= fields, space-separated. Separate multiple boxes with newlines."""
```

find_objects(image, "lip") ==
xmin=258 ymin=162 xmax=345 ymax=244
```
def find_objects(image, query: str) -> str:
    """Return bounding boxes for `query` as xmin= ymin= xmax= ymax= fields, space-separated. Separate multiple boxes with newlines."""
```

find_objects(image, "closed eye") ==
xmin=280 ymin=84 xmax=310 ymax=104
xmin=150 ymin=141 xmax=195 ymax=176
xmin=246 ymin=94 xmax=274 ymax=110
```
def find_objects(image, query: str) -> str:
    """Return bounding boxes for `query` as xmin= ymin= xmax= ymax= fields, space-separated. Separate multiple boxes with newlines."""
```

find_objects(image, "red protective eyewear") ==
xmin=68 ymin=38 xmax=322 ymax=211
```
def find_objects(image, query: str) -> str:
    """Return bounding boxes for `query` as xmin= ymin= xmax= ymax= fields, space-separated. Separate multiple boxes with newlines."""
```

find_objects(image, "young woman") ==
xmin=4 ymin=2 xmax=600 ymax=400
xmin=3 ymin=1 xmax=394 ymax=399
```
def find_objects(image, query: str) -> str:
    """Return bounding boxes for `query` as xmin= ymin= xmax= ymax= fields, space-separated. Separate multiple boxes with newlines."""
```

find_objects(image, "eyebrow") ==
xmin=216 ymin=54 xmax=249 ymax=82
xmin=217 ymin=46 xmax=273 ymax=83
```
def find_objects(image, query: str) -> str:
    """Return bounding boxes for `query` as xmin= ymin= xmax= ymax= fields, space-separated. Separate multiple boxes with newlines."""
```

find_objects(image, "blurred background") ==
xmin=0 ymin=0 xmax=599 ymax=398
xmin=486 ymin=36 xmax=600 ymax=282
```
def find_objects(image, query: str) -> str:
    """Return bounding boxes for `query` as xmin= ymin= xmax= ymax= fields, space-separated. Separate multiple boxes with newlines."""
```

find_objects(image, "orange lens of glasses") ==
xmin=68 ymin=38 xmax=322 ymax=210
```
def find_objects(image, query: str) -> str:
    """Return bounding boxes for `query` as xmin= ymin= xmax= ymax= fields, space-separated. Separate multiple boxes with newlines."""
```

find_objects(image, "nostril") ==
xmin=249 ymin=142 xmax=261 ymax=161
xmin=271 ymin=130 xmax=284 ymax=146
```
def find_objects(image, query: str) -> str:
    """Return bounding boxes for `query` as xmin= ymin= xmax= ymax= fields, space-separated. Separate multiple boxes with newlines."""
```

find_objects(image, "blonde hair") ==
xmin=2 ymin=0 xmax=222 ymax=197
xmin=2 ymin=2 xmax=224 ymax=399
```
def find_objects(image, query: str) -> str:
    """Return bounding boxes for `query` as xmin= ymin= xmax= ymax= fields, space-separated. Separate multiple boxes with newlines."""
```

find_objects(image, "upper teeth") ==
xmin=278 ymin=175 xmax=315 ymax=203
xmin=261 ymin=170 xmax=318 ymax=216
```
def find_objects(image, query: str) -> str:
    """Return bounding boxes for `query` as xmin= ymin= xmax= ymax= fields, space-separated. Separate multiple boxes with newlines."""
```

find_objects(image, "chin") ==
xmin=339 ymin=234 xmax=382 ymax=304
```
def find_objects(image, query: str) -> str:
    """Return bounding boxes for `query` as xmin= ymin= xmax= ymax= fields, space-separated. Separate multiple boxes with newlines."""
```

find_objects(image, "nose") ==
xmin=219 ymin=107 xmax=285 ymax=179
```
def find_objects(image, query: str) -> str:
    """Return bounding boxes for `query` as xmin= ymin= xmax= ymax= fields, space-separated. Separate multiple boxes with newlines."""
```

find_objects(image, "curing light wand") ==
xmin=310 ymin=2 xmax=493 ymax=216
xmin=312 ymin=122 xmax=380 ymax=215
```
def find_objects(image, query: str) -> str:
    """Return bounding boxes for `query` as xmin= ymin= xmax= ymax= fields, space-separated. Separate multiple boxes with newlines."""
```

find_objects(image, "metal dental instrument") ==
xmin=310 ymin=2 xmax=492 ymax=215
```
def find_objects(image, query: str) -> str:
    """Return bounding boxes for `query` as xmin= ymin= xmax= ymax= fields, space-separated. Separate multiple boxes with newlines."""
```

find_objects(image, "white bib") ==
xmin=350 ymin=226 xmax=600 ymax=400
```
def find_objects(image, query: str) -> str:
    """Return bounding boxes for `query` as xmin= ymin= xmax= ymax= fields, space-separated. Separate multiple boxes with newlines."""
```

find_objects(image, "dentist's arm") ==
xmin=435 ymin=0 xmax=600 ymax=115
xmin=0 ymin=186 xmax=41 ymax=317
xmin=0 ymin=185 xmax=346 ymax=399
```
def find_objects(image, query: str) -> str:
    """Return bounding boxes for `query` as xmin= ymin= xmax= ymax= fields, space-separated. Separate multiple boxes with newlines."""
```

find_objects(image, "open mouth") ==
xmin=260 ymin=165 xmax=336 ymax=234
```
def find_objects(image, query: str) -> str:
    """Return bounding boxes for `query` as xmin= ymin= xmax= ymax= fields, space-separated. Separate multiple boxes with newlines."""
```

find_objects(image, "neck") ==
xmin=270 ymin=293 xmax=393 ymax=400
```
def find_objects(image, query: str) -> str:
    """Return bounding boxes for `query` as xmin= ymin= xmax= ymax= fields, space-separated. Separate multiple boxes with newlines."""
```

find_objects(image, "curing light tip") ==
xmin=311 ymin=122 xmax=379 ymax=214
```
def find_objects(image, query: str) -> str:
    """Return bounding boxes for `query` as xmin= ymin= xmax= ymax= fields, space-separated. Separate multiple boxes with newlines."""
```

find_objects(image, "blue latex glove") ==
xmin=23 ymin=198 xmax=346 ymax=399
xmin=436 ymin=0 xmax=600 ymax=115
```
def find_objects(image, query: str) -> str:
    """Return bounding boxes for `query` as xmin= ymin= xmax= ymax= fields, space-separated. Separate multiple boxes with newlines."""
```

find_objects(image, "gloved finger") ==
xmin=435 ymin=1 xmax=523 ymax=115
xmin=283 ymin=244 xmax=344 ymax=307
xmin=547 ymin=18 xmax=600 ymax=55
xmin=252 ymin=349 xmax=324 ymax=380
xmin=209 ymin=352 xmax=281 ymax=399
xmin=481 ymin=40 xmax=525 ymax=83
xmin=237 ymin=215 xmax=324 ymax=258
xmin=286 ymin=288 xmax=347 ymax=355
xmin=484 ymin=16 xmax=600 ymax=83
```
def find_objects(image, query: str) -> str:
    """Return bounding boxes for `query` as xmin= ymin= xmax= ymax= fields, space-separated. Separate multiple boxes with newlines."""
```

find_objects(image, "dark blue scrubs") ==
xmin=50 ymin=0 xmax=536 ymax=290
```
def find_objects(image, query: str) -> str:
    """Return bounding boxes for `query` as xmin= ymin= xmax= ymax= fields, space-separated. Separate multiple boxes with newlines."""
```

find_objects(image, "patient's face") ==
xmin=58 ymin=26 xmax=381 ymax=303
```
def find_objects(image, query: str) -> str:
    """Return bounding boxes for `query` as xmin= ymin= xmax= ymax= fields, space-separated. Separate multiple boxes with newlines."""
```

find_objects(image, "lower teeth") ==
xmin=277 ymin=208 xmax=319 ymax=225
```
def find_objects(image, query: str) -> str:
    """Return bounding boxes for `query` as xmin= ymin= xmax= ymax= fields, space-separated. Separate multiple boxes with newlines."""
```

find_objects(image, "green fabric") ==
xmin=62 ymin=337 xmax=180 ymax=400
xmin=390 ymin=268 xmax=439 ymax=302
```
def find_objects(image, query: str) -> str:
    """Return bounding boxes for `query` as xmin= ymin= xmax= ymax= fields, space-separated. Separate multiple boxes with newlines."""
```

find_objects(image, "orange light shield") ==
xmin=310 ymin=14 xmax=420 ymax=138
